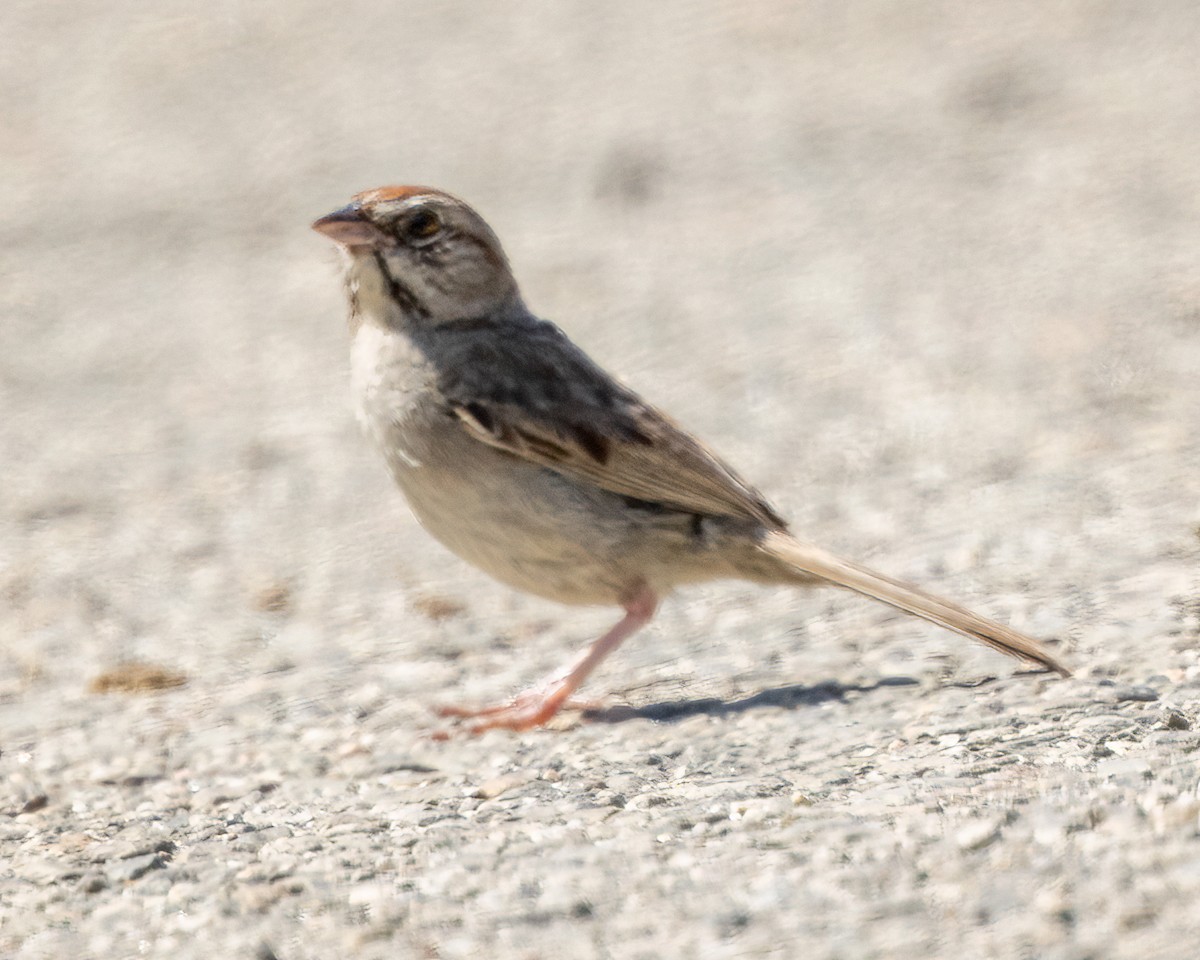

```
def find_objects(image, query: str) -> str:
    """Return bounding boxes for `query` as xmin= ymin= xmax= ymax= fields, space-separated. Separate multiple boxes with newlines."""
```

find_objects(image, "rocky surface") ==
xmin=2 ymin=1 xmax=1199 ymax=957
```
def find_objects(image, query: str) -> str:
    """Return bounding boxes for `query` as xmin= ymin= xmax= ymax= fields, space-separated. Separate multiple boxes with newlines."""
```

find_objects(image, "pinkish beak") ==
xmin=312 ymin=203 xmax=387 ymax=247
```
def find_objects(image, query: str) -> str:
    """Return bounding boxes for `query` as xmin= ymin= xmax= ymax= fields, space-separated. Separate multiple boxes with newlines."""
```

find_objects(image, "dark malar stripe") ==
xmin=373 ymin=252 xmax=429 ymax=319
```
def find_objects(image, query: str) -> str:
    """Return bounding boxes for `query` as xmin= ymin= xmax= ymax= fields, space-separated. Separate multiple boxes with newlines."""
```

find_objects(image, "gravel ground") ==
xmin=3 ymin=2 xmax=1200 ymax=958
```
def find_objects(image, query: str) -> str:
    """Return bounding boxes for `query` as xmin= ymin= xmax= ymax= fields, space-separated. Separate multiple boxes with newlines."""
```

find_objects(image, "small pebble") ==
xmin=1113 ymin=686 xmax=1160 ymax=703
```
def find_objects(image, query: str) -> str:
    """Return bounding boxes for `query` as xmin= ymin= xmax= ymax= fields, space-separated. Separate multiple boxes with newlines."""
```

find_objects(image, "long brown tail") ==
xmin=759 ymin=530 xmax=1071 ymax=677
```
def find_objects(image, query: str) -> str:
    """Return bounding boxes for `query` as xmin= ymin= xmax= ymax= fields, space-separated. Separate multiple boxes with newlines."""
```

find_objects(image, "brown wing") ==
xmin=435 ymin=319 xmax=787 ymax=529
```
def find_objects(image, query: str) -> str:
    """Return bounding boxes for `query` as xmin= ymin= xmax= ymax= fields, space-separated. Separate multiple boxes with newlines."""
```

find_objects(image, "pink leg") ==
xmin=437 ymin=585 xmax=659 ymax=733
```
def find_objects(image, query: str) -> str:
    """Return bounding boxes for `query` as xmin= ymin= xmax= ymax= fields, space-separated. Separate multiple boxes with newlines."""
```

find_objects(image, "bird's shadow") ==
xmin=583 ymin=675 xmax=921 ymax=725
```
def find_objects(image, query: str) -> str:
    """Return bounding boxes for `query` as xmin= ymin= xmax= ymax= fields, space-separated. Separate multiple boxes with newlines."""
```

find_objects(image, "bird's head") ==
xmin=313 ymin=186 xmax=521 ymax=327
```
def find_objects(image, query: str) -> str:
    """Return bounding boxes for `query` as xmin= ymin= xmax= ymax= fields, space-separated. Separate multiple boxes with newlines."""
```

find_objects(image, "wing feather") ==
xmin=439 ymin=319 xmax=787 ymax=529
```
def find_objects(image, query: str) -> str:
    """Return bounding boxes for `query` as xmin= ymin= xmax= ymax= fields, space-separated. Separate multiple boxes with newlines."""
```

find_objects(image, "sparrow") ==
xmin=313 ymin=185 xmax=1069 ymax=732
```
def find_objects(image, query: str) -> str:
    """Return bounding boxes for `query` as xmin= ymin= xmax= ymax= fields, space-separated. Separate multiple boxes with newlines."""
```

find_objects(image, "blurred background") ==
xmin=2 ymin=1 xmax=1199 ymax=957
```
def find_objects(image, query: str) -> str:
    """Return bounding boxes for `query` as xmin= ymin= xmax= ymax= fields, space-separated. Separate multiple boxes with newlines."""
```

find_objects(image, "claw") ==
xmin=435 ymin=687 xmax=579 ymax=732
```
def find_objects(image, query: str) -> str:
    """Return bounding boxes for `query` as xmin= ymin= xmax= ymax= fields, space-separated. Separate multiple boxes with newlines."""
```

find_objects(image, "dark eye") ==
xmin=405 ymin=208 xmax=442 ymax=241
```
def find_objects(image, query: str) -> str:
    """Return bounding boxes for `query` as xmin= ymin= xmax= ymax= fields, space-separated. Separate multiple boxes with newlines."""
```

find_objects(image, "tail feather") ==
xmin=759 ymin=530 xmax=1070 ymax=677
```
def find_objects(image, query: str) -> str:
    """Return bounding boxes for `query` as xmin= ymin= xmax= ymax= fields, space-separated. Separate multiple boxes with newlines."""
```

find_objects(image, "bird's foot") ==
xmin=436 ymin=685 xmax=601 ymax=733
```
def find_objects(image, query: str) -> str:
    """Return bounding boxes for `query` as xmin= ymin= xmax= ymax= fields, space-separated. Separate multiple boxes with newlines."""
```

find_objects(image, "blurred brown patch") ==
xmin=412 ymin=594 xmax=467 ymax=621
xmin=252 ymin=581 xmax=293 ymax=614
xmin=89 ymin=662 xmax=187 ymax=694
xmin=18 ymin=794 xmax=49 ymax=814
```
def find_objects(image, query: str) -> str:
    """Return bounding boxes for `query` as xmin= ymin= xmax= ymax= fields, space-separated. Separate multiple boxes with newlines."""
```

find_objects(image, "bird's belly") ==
xmin=390 ymin=451 xmax=643 ymax=606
